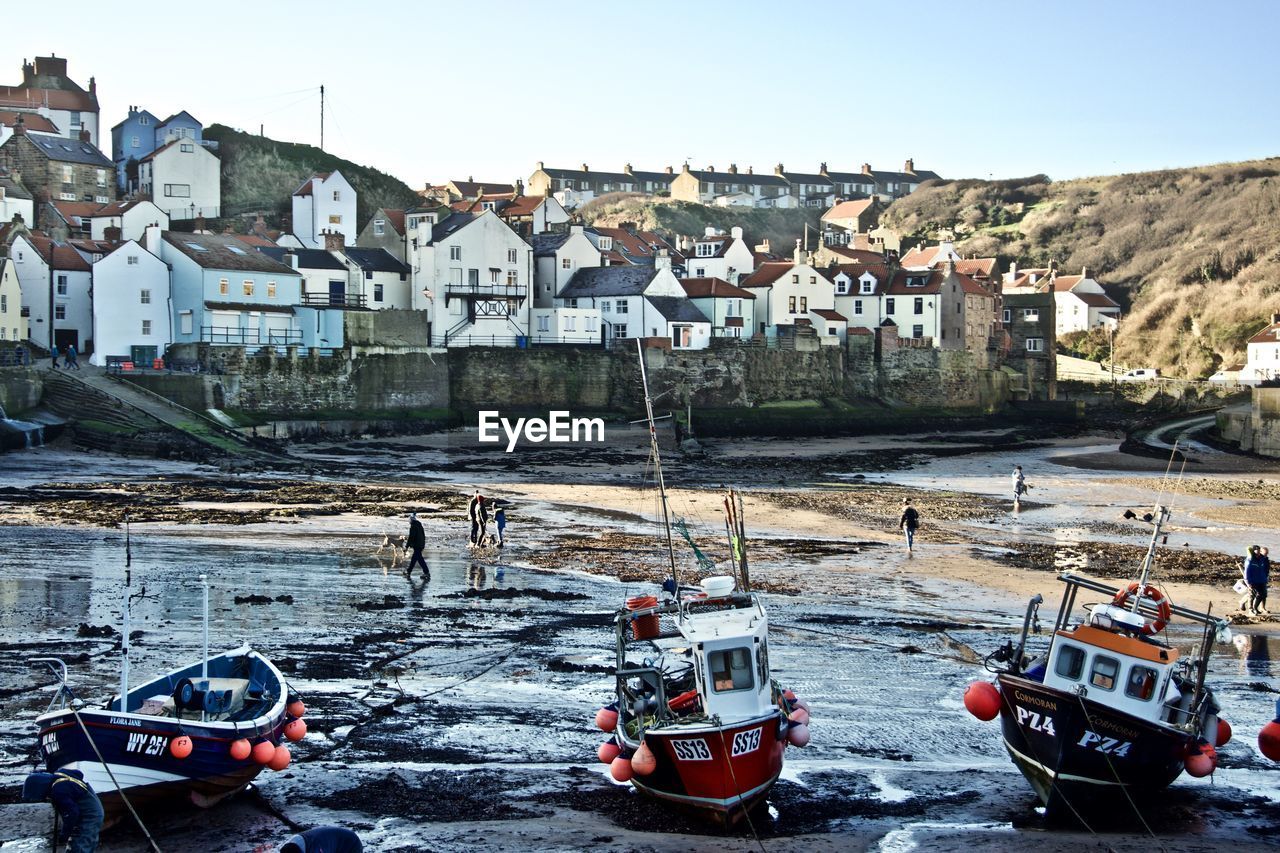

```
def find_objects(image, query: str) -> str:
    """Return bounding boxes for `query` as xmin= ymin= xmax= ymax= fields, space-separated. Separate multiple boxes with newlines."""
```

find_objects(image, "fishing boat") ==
xmin=32 ymin=559 xmax=303 ymax=826
xmin=590 ymin=342 xmax=808 ymax=826
xmin=964 ymin=500 xmax=1234 ymax=816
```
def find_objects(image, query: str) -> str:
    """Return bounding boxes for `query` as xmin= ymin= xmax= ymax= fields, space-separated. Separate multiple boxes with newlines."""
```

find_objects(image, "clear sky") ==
xmin=5 ymin=0 xmax=1277 ymax=189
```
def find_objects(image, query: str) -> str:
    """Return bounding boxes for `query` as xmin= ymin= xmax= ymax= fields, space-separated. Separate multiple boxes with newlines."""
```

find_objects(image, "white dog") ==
xmin=377 ymin=533 xmax=407 ymax=565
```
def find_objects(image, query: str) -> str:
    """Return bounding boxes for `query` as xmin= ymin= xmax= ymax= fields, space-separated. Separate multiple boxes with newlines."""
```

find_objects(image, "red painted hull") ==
xmin=628 ymin=711 xmax=785 ymax=825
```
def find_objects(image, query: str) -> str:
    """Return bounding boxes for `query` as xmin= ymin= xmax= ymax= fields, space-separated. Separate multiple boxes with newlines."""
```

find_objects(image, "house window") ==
xmin=696 ymin=242 xmax=713 ymax=257
xmin=333 ymin=190 xmax=341 ymax=201
xmin=56 ymin=275 xmax=68 ymax=295
xmin=96 ymin=170 xmax=107 ymax=187
xmin=1002 ymin=308 xmax=1012 ymax=324
xmin=450 ymin=246 xmax=462 ymax=261
xmin=141 ymin=319 xmax=152 ymax=336
xmin=468 ymin=269 xmax=479 ymax=286
xmin=490 ymin=269 xmax=500 ymax=284
xmin=614 ymin=323 xmax=628 ymax=338
xmin=127 ymin=255 xmax=139 ymax=265
xmin=912 ymin=324 xmax=924 ymax=338
xmin=140 ymin=289 xmax=151 ymax=304
xmin=561 ymin=257 xmax=571 ymax=269
xmin=799 ymin=297 xmax=807 ymax=313
xmin=139 ymin=115 xmax=149 ymax=125
xmin=164 ymin=184 xmax=191 ymax=198
xmin=243 ymin=280 xmax=254 ymax=296
xmin=788 ymin=296 xmax=797 ymax=314
xmin=506 ymin=248 xmax=518 ymax=264
xmin=1026 ymin=337 xmax=1044 ymax=352
xmin=131 ymin=135 xmax=140 ymax=148
xmin=180 ymin=311 xmax=193 ymax=334
xmin=374 ymin=283 xmax=384 ymax=302
xmin=0 ymin=294 xmax=5 ymax=312
xmin=914 ymin=297 xmax=924 ymax=315
xmin=587 ymin=316 xmax=598 ymax=332
xmin=809 ymin=276 xmax=816 ymax=284
xmin=506 ymin=270 xmax=518 ymax=286
xmin=886 ymin=297 xmax=895 ymax=313
xmin=860 ymin=280 xmax=874 ymax=294
xmin=695 ymin=267 xmax=705 ymax=277
xmin=537 ymin=315 xmax=550 ymax=332
xmin=55 ymin=304 xmax=67 ymax=320
xmin=267 ymin=281 xmax=277 ymax=298
xmin=565 ymin=316 xmax=577 ymax=331
xmin=854 ymin=299 xmax=863 ymax=315
xmin=601 ymin=300 xmax=611 ymax=312
xmin=328 ymin=214 xmax=342 ymax=224
xmin=62 ymin=165 xmax=74 ymax=183
xmin=219 ymin=278 xmax=229 ymax=295
xmin=616 ymin=300 xmax=628 ymax=314
xmin=791 ymin=274 xmax=799 ymax=284
xmin=1023 ymin=308 xmax=1040 ymax=321
xmin=374 ymin=220 xmax=385 ymax=236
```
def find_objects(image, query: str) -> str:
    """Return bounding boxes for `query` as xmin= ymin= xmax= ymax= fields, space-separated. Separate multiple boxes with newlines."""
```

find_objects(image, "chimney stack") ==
xmin=728 ymin=164 xmax=738 ymax=175
xmin=78 ymin=129 xmax=91 ymax=143
xmin=904 ymin=158 xmax=915 ymax=173
xmin=793 ymin=238 xmax=803 ymax=265
xmin=12 ymin=114 xmax=25 ymax=136
xmin=1272 ymin=312 xmax=1280 ymax=324
xmin=283 ymin=250 xmax=298 ymax=269
xmin=655 ymin=248 xmax=671 ymax=271
xmin=103 ymin=225 xmax=122 ymax=243
xmin=143 ymin=222 xmax=161 ymax=252
xmin=581 ymin=163 xmax=589 ymax=172
xmin=1081 ymin=265 xmax=1090 ymax=279
xmin=323 ymin=228 xmax=344 ymax=253
xmin=861 ymin=163 xmax=872 ymax=175
xmin=664 ymin=165 xmax=673 ymax=175
xmin=775 ymin=163 xmax=785 ymax=176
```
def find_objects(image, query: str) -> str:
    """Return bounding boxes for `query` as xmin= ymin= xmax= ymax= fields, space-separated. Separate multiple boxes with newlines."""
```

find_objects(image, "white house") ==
xmin=738 ymin=251 xmax=837 ymax=338
xmin=828 ymin=262 xmax=890 ymax=330
xmin=343 ymin=247 xmax=414 ymax=310
xmin=90 ymin=239 xmax=171 ymax=366
xmin=292 ymin=171 xmax=356 ymax=249
xmin=89 ymin=199 xmax=168 ymax=241
xmin=1241 ymin=313 xmax=1280 ymax=384
xmin=1049 ymin=270 xmax=1120 ymax=334
xmin=555 ymin=258 xmax=710 ymax=349
xmin=683 ymin=226 xmax=755 ymax=283
xmin=257 ymin=243 xmax=355 ymax=309
xmin=530 ymin=305 xmax=602 ymax=345
xmin=679 ymin=277 xmax=756 ymax=339
xmin=409 ymin=210 xmax=533 ymax=347
xmin=532 ymin=225 xmax=601 ymax=308
xmin=0 ymin=257 xmax=27 ymax=343
xmin=0 ymin=172 xmax=34 ymax=226
xmin=9 ymin=233 xmax=94 ymax=354
xmin=138 ymin=140 xmax=220 ymax=221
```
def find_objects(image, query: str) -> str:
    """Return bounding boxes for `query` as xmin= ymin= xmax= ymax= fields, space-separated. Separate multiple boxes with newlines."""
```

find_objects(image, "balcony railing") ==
xmin=444 ymin=282 xmax=528 ymax=299
xmin=301 ymin=292 xmax=368 ymax=308
xmin=201 ymin=326 xmax=302 ymax=346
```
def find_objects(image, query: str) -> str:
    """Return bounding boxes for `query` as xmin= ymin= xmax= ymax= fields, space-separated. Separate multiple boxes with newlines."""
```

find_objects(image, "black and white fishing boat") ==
xmin=965 ymin=500 xmax=1235 ymax=817
xmin=33 ymin=561 xmax=303 ymax=826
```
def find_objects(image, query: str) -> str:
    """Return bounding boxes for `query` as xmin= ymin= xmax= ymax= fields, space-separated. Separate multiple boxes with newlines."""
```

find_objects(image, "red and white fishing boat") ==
xmin=591 ymin=343 xmax=809 ymax=826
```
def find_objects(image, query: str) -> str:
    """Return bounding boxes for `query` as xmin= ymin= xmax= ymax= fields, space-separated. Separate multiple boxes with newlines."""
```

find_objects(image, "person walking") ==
xmin=22 ymin=769 xmax=104 ymax=853
xmin=281 ymin=825 xmax=363 ymax=852
xmin=1012 ymin=465 xmax=1027 ymax=509
xmin=406 ymin=512 xmax=428 ymax=576
xmin=65 ymin=343 xmax=80 ymax=370
xmin=1246 ymin=545 xmax=1271 ymax=616
xmin=50 ymin=344 xmax=60 ymax=370
xmin=468 ymin=491 xmax=483 ymax=547
xmin=494 ymin=505 xmax=507 ymax=548
xmin=899 ymin=497 xmax=920 ymax=554
xmin=1241 ymin=545 xmax=1262 ymax=612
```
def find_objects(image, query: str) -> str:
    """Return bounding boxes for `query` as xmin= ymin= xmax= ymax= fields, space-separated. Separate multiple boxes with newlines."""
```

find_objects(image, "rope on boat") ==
xmin=770 ymin=622 xmax=983 ymax=667
xmin=1074 ymin=694 xmax=1159 ymax=842
xmin=715 ymin=727 xmax=767 ymax=853
xmin=68 ymin=699 xmax=163 ymax=853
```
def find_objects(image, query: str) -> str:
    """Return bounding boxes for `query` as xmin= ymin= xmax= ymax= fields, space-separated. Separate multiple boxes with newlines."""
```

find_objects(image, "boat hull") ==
xmin=626 ymin=711 xmax=785 ymax=826
xmin=996 ymin=674 xmax=1192 ymax=815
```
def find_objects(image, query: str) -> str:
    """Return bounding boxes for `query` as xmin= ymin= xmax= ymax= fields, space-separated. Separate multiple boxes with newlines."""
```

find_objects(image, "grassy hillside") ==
xmin=580 ymin=194 xmax=822 ymax=256
xmin=880 ymin=160 xmax=1280 ymax=377
xmin=204 ymin=124 xmax=420 ymax=231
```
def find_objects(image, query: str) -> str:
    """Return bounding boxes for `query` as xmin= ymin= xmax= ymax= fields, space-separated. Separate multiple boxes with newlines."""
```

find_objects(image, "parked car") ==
xmin=1118 ymin=368 xmax=1161 ymax=381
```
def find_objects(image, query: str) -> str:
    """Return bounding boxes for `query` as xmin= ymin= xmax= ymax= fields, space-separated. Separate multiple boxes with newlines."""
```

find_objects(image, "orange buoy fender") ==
xmin=251 ymin=740 xmax=276 ymax=765
xmin=794 ymin=699 xmax=810 ymax=714
xmin=230 ymin=738 xmax=252 ymax=761
xmin=287 ymin=699 xmax=306 ymax=718
xmin=788 ymin=708 xmax=810 ymax=726
xmin=787 ymin=723 xmax=810 ymax=747
xmin=1260 ymin=701 xmax=1280 ymax=761
xmin=268 ymin=744 xmax=292 ymax=771
xmin=782 ymin=689 xmax=796 ymax=702
xmin=598 ymin=741 xmax=621 ymax=764
xmin=609 ymin=756 xmax=633 ymax=782
xmin=284 ymin=718 xmax=307 ymax=742
xmin=1184 ymin=742 xmax=1216 ymax=777
xmin=964 ymin=681 xmax=1001 ymax=721
xmin=595 ymin=706 xmax=618 ymax=732
xmin=169 ymin=736 xmax=193 ymax=759
xmin=1215 ymin=718 xmax=1232 ymax=747
xmin=632 ymin=741 xmax=657 ymax=776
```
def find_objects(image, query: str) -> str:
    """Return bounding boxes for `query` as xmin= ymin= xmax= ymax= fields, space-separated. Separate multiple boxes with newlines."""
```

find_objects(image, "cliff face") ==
xmin=881 ymin=160 xmax=1280 ymax=377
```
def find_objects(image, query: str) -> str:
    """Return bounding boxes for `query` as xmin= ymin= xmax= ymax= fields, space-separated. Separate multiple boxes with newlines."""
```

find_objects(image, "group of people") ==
xmin=467 ymin=491 xmax=507 ymax=549
xmin=50 ymin=344 xmax=80 ymax=370
xmin=1242 ymin=545 xmax=1271 ymax=616
xmin=22 ymin=769 xmax=362 ymax=851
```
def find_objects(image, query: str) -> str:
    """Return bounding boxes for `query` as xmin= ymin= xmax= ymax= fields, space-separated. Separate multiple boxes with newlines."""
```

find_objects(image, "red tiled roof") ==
xmin=601 ymin=249 xmax=628 ymax=265
xmin=885 ymin=269 xmax=945 ymax=295
xmin=898 ymin=247 xmax=937 ymax=268
xmin=724 ymin=316 xmax=744 ymax=327
xmin=1051 ymin=274 xmax=1083 ymax=292
xmin=49 ymin=201 xmax=102 ymax=225
xmin=822 ymin=199 xmax=874 ymax=220
xmin=0 ymin=87 xmax=97 ymax=113
xmin=826 ymin=262 xmax=891 ymax=284
xmin=957 ymin=273 xmax=993 ymax=295
xmin=450 ymin=180 xmax=515 ymax=198
xmin=499 ymin=195 xmax=543 ymax=217
xmin=292 ymin=172 xmax=331 ymax=197
xmin=954 ymin=258 xmax=997 ymax=277
xmin=0 ymin=110 xmax=58 ymax=132
xmin=235 ymin=234 xmax=278 ymax=248
xmin=1248 ymin=323 xmax=1280 ymax=345
xmin=26 ymin=235 xmax=92 ymax=271
xmin=680 ymin=277 xmax=756 ymax=299
xmin=383 ymin=209 xmax=406 ymax=234
xmin=849 ymin=326 xmax=874 ymax=336
xmin=739 ymin=262 xmax=793 ymax=287
xmin=92 ymin=199 xmax=154 ymax=216
xmin=812 ymin=309 xmax=846 ymax=321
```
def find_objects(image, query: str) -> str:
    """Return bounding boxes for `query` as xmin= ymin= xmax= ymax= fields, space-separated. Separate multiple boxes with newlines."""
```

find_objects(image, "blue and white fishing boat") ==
xmin=33 ymin=564 xmax=301 ymax=825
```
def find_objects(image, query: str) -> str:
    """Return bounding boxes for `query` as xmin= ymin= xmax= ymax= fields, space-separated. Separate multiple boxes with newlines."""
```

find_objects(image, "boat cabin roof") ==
xmin=1056 ymin=625 xmax=1179 ymax=665
xmin=679 ymin=599 xmax=764 ymax=643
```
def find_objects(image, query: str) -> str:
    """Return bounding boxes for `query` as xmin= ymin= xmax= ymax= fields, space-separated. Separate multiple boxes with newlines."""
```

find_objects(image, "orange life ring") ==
xmin=1112 ymin=582 xmax=1172 ymax=635
xmin=669 ymin=690 xmax=700 ymax=712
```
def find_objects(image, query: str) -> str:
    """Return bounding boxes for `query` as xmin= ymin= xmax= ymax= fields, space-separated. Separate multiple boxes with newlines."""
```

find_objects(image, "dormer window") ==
xmin=599 ymin=237 xmax=613 ymax=251
xmin=907 ymin=276 xmax=926 ymax=287
xmin=696 ymin=242 xmax=715 ymax=257
xmin=859 ymin=279 xmax=875 ymax=294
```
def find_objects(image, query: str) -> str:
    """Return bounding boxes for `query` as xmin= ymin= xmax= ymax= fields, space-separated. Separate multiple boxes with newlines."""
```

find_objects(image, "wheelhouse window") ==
xmin=708 ymin=647 xmax=755 ymax=692
xmin=1125 ymin=665 xmax=1158 ymax=701
xmin=1089 ymin=655 xmax=1120 ymax=691
xmin=1055 ymin=644 xmax=1085 ymax=680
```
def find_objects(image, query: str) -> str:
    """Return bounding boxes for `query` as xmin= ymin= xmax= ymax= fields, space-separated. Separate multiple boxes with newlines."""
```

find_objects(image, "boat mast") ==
xmin=636 ymin=340 xmax=679 ymax=591
xmin=201 ymin=574 xmax=209 ymax=722
xmin=120 ymin=514 xmax=132 ymax=711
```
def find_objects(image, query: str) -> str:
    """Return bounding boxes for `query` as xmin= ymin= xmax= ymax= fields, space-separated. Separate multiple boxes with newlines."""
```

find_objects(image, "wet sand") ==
xmin=1 ymin=428 xmax=1279 ymax=851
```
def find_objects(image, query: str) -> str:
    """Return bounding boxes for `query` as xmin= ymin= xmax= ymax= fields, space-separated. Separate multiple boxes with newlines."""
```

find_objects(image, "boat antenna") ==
xmin=120 ymin=513 xmax=131 ymax=711
xmin=1133 ymin=441 xmax=1184 ymax=609
xmin=636 ymin=339 xmax=679 ymax=593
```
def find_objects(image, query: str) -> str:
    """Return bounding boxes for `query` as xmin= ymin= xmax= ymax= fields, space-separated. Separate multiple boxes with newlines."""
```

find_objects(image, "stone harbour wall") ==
xmin=0 ymin=368 xmax=42 ymax=415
